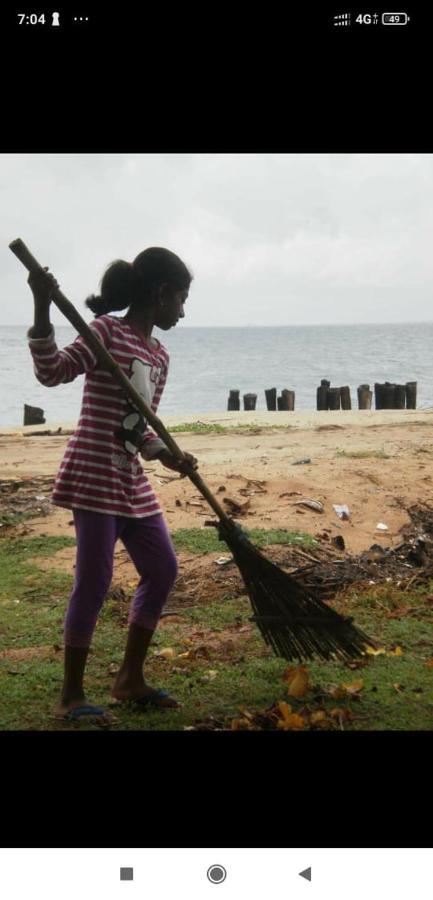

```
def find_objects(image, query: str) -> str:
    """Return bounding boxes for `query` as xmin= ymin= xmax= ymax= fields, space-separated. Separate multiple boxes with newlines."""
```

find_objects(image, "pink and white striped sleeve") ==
xmin=27 ymin=315 xmax=113 ymax=386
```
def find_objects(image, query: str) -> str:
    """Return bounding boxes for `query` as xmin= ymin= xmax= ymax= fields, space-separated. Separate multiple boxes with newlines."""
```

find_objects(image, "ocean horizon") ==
xmin=2 ymin=321 xmax=433 ymax=428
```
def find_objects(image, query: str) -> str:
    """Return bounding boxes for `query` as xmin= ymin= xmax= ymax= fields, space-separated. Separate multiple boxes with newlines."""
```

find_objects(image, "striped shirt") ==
xmin=27 ymin=314 xmax=169 ymax=518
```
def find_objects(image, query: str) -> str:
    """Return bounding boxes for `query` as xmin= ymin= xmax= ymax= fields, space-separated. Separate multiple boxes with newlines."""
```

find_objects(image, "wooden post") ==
xmin=243 ymin=393 xmax=257 ymax=411
xmin=340 ymin=386 xmax=351 ymax=410
xmin=374 ymin=383 xmax=383 ymax=410
xmin=265 ymin=388 xmax=277 ymax=411
xmin=317 ymin=379 xmax=330 ymax=411
xmin=406 ymin=381 xmax=417 ymax=409
xmin=277 ymin=396 xmax=283 ymax=410
xmin=280 ymin=389 xmax=295 ymax=411
xmin=382 ymin=382 xmax=396 ymax=409
xmin=227 ymin=390 xmax=240 ymax=411
xmin=357 ymin=384 xmax=372 ymax=410
xmin=327 ymin=387 xmax=341 ymax=410
xmin=23 ymin=404 xmax=45 ymax=426
xmin=394 ymin=384 xmax=406 ymax=409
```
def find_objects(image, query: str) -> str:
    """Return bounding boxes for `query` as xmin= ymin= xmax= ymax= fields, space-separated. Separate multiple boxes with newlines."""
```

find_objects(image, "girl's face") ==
xmin=155 ymin=285 xmax=189 ymax=331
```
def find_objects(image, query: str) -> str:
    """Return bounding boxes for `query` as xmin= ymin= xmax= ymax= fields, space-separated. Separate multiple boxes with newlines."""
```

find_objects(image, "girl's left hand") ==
xmin=159 ymin=450 xmax=198 ymax=477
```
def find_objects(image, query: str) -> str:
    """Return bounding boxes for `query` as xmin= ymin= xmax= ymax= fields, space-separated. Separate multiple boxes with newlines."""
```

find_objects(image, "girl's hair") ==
xmin=85 ymin=247 xmax=193 ymax=317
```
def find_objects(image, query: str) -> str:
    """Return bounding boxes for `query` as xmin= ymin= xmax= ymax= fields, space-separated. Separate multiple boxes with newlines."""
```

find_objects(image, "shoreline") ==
xmin=1 ymin=407 xmax=433 ymax=437
xmin=1 ymin=407 xmax=433 ymax=556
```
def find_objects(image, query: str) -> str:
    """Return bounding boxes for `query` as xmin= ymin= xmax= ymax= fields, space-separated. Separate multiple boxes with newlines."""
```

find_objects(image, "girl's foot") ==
xmin=111 ymin=682 xmax=180 ymax=709
xmin=53 ymin=696 xmax=115 ymax=724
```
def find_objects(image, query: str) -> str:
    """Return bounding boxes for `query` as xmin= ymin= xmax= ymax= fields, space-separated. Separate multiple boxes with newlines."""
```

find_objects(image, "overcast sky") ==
xmin=1 ymin=153 xmax=432 ymax=327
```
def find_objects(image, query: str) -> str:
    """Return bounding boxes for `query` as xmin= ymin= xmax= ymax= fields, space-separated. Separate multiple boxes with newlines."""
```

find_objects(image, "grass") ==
xmin=335 ymin=449 xmax=391 ymax=459
xmin=171 ymin=527 xmax=317 ymax=554
xmin=1 ymin=532 xmax=433 ymax=730
xmin=0 ymin=510 xmax=47 ymax=528
xmin=168 ymin=422 xmax=292 ymax=434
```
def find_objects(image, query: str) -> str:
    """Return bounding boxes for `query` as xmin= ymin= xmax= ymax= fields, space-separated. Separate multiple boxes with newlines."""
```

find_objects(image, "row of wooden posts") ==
xmin=227 ymin=381 xmax=417 ymax=412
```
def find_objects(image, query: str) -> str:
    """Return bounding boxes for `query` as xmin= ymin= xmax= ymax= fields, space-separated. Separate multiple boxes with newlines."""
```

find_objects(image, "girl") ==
xmin=27 ymin=247 xmax=198 ymax=723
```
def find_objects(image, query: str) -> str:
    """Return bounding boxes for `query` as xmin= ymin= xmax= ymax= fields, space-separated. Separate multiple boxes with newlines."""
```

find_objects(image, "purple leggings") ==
xmin=64 ymin=509 xmax=178 ymax=647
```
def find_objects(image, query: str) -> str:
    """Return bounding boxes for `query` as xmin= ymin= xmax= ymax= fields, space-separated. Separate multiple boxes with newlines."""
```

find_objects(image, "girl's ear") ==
xmin=157 ymin=282 xmax=169 ymax=306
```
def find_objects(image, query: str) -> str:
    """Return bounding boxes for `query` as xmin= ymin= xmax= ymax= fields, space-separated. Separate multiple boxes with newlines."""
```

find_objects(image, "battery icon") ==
xmin=382 ymin=12 xmax=409 ymax=24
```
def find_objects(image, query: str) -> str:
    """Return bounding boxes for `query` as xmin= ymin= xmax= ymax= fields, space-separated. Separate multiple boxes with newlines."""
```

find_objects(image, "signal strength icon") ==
xmin=333 ymin=12 xmax=351 ymax=25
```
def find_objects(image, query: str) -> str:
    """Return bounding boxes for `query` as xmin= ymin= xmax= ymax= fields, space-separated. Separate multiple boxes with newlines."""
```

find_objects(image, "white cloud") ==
xmin=2 ymin=153 xmax=433 ymax=326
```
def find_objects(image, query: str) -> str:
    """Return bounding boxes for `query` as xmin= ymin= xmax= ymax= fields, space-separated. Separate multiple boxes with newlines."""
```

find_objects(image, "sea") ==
xmin=1 ymin=322 xmax=433 ymax=428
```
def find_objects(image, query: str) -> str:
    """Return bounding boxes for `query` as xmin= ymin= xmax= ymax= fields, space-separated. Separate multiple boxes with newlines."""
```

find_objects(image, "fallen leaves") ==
xmin=283 ymin=665 xmax=310 ymax=698
xmin=365 ymin=645 xmax=404 ymax=657
xmin=154 ymin=647 xmax=176 ymax=660
xmin=328 ymin=680 xmax=364 ymax=701
xmin=228 ymin=699 xmax=355 ymax=732
xmin=276 ymin=702 xmax=305 ymax=730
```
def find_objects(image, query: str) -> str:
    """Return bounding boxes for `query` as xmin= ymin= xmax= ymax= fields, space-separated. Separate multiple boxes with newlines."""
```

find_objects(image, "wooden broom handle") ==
xmin=9 ymin=238 xmax=234 ymax=530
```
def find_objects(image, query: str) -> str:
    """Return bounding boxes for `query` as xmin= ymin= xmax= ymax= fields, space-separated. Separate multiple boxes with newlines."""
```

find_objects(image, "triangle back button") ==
xmin=299 ymin=868 xmax=311 ymax=882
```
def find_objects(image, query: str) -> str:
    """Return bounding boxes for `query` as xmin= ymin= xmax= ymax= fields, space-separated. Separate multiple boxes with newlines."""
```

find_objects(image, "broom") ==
xmin=10 ymin=238 xmax=374 ymax=662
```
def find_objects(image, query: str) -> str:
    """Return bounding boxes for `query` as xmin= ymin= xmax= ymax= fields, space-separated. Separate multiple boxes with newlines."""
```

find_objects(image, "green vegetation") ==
xmin=1 ymin=532 xmax=433 ymax=730
xmin=171 ymin=527 xmax=317 ymax=554
xmin=335 ymin=449 xmax=390 ymax=459
xmin=168 ymin=422 xmax=292 ymax=434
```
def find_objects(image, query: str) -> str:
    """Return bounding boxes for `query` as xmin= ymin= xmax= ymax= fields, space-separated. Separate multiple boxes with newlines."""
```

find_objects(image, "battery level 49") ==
xmin=381 ymin=12 xmax=410 ymax=24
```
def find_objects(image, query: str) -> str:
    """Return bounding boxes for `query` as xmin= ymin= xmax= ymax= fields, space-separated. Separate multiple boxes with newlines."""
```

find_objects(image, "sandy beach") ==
xmin=2 ymin=409 xmax=433 ymax=561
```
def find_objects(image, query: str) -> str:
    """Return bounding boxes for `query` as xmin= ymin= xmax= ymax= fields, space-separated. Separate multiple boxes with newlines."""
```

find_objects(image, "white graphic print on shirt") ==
xmin=117 ymin=357 xmax=163 ymax=456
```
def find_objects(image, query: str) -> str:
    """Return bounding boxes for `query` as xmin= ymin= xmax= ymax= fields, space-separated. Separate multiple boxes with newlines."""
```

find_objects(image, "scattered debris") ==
xmin=292 ymin=499 xmax=324 ymax=513
xmin=376 ymin=522 xmax=389 ymax=531
xmin=332 ymin=535 xmax=345 ymax=551
xmin=0 ymin=476 xmax=54 ymax=526
xmin=333 ymin=504 xmax=350 ymax=520
xmin=222 ymin=496 xmax=251 ymax=517
xmin=292 ymin=457 xmax=311 ymax=465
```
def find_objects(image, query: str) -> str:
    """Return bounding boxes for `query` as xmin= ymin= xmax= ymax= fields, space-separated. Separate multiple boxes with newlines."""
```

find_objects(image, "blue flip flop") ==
xmin=63 ymin=705 xmax=106 ymax=721
xmin=113 ymin=690 xmax=180 ymax=710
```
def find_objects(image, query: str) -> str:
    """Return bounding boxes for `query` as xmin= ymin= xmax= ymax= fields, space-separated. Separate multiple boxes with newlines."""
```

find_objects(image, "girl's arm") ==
xmin=27 ymin=268 xmax=112 ymax=386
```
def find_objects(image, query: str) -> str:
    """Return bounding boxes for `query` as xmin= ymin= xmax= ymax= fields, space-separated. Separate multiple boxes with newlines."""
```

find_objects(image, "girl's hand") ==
xmin=28 ymin=267 xmax=59 ymax=307
xmin=158 ymin=450 xmax=198 ymax=477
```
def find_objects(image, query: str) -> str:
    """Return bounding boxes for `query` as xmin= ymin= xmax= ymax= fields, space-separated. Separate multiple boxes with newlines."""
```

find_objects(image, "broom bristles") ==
xmin=221 ymin=527 xmax=373 ymax=662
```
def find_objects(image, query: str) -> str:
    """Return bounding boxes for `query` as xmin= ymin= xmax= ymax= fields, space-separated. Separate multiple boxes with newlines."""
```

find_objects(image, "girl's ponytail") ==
xmin=85 ymin=260 xmax=140 ymax=318
xmin=86 ymin=248 xmax=193 ymax=318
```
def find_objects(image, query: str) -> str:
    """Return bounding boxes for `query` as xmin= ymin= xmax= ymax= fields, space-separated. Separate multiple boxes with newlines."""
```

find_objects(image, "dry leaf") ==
xmin=275 ymin=701 xmax=305 ymax=730
xmin=283 ymin=665 xmax=310 ymax=698
xmin=328 ymin=685 xmax=346 ymax=700
xmin=425 ymin=659 xmax=433 ymax=668
xmin=341 ymin=679 xmax=364 ymax=696
xmin=156 ymin=647 xmax=175 ymax=659
xmin=387 ymin=646 xmax=404 ymax=657
xmin=310 ymin=710 xmax=328 ymax=725
xmin=231 ymin=718 xmax=251 ymax=731
xmin=277 ymin=713 xmax=305 ymax=731
xmin=366 ymin=646 xmax=386 ymax=656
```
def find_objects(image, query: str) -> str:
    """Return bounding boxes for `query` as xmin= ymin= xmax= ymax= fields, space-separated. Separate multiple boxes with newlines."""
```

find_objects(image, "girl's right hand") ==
xmin=28 ymin=267 xmax=59 ymax=307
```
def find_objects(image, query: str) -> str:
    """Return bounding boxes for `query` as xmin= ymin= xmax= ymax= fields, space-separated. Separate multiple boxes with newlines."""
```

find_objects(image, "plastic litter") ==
xmin=376 ymin=522 xmax=389 ymax=531
xmin=215 ymin=556 xmax=233 ymax=566
xmin=333 ymin=504 xmax=350 ymax=520
xmin=292 ymin=499 xmax=324 ymax=513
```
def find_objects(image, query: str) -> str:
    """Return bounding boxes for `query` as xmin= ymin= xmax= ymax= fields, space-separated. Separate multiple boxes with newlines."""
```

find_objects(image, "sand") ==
xmin=2 ymin=409 xmax=433 ymax=565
